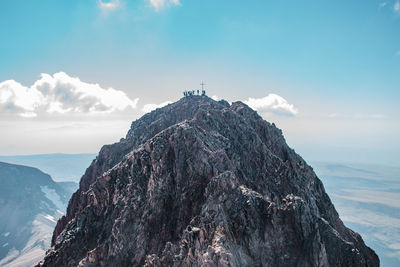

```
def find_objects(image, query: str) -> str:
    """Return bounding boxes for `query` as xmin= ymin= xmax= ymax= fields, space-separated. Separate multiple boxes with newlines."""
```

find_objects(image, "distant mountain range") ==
xmin=0 ymin=154 xmax=96 ymax=182
xmin=0 ymin=162 xmax=77 ymax=266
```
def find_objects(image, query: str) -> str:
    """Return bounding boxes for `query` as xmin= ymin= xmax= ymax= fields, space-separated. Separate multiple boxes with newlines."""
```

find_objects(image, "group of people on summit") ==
xmin=183 ymin=89 xmax=206 ymax=97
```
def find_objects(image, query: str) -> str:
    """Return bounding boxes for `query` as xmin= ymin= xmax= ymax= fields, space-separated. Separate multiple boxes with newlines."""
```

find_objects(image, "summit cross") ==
xmin=200 ymin=81 xmax=206 ymax=91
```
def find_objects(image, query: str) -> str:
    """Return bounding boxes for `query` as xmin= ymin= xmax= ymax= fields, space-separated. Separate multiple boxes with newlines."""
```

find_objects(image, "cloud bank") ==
xmin=244 ymin=93 xmax=298 ymax=116
xmin=0 ymin=72 xmax=298 ymax=120
xmin=0 ymin=72 xmax=138 ymax=118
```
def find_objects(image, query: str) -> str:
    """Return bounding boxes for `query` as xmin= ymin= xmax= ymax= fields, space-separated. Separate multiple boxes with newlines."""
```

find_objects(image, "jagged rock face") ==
xmin=39 ymin=96 xmax=379 ymax=266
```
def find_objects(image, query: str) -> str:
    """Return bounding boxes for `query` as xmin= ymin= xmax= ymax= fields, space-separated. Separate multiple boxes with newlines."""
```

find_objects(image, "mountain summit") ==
xmin=39 ymin=96 xmax=379 ymax=266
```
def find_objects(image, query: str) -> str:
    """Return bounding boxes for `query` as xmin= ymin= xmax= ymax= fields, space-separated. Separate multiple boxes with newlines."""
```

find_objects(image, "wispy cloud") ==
xmin=244 ymin=94 xmax=298 ymax=117
xmin=98 ymin=0 xmax=120 ymax=10
xmin=0 ymin=72 xmax=138 ymax=118
xmin=379 ymin=2 xmax=388 ymax=9
xmin=395 ymin=1 xmax=400 ymax=14
xmin=147 ymin=0 xmax=180 ymax=11
xmin=396 ymin=50 xmax=400 ymax=56
xmin=142 ymin=100 xmax=172 ymax=113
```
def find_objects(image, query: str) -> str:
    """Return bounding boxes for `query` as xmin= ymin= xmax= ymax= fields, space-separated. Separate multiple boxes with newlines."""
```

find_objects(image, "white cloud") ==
xmin=244 ymin=93 xmax=298 ymax=116
xmin=211 ymin=95 xmax=219 ymax=101
xmin=0 ymin=72 xmax=138 ymax=118
xmin=395 ymin=1 xmax=400 ymax=13
xmin=142 ymin=101 xmax=172 ymax=113
xmin=98 ymin=0 xmax=120 ymax=10
xmin=396 ymin=50 xmax=400 ymax=56
xmin=0 ymin=79 xmax=43 ymax=114
xmin=20 ymin=112 xmax=38 ymax=118
xmin=149 ymin=0 xmax=164 ymax=10
xmin=379 ymin=2 xmax=387 ymax=8
xmin=147 ymin=0 xmax=180 ymax=10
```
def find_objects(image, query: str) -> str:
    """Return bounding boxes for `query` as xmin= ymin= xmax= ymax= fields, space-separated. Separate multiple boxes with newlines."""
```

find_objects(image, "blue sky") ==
xmin=0 ymin=0 xmax=399 ymax=165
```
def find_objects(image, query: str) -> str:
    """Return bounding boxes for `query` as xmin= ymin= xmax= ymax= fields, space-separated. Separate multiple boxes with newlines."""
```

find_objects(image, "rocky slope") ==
xmin=39 ymin=96 xmax=379 ymax=266
xmin=0 ymin=162 xmax=77 ymax=266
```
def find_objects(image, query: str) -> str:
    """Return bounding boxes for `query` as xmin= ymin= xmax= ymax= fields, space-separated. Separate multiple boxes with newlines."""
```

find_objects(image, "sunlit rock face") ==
xmin=39 ymin=96 xmax=379 ymax=266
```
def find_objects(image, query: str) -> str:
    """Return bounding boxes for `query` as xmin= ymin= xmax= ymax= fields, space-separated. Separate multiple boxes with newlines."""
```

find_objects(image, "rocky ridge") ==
xmin=39 ymin=96 xmax=379 ymax=266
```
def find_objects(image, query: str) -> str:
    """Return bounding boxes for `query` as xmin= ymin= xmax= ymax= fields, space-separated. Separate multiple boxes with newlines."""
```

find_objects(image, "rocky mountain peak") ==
xmin=39 ymin=96 xmax=379 ymax=266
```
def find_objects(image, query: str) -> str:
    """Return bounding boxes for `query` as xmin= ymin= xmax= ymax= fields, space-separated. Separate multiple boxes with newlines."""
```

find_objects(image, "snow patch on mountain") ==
xmin=40 ymin=186 xmax=64 ymax=211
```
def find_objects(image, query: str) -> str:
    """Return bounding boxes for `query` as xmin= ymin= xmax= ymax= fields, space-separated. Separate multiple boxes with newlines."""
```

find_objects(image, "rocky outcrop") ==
xmin=39 ymin=96 xmax=379 ymax=266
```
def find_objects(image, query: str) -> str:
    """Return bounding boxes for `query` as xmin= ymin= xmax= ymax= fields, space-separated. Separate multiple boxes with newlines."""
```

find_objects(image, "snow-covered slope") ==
xmin=0 ymin=162 xmax=77 ymax=266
